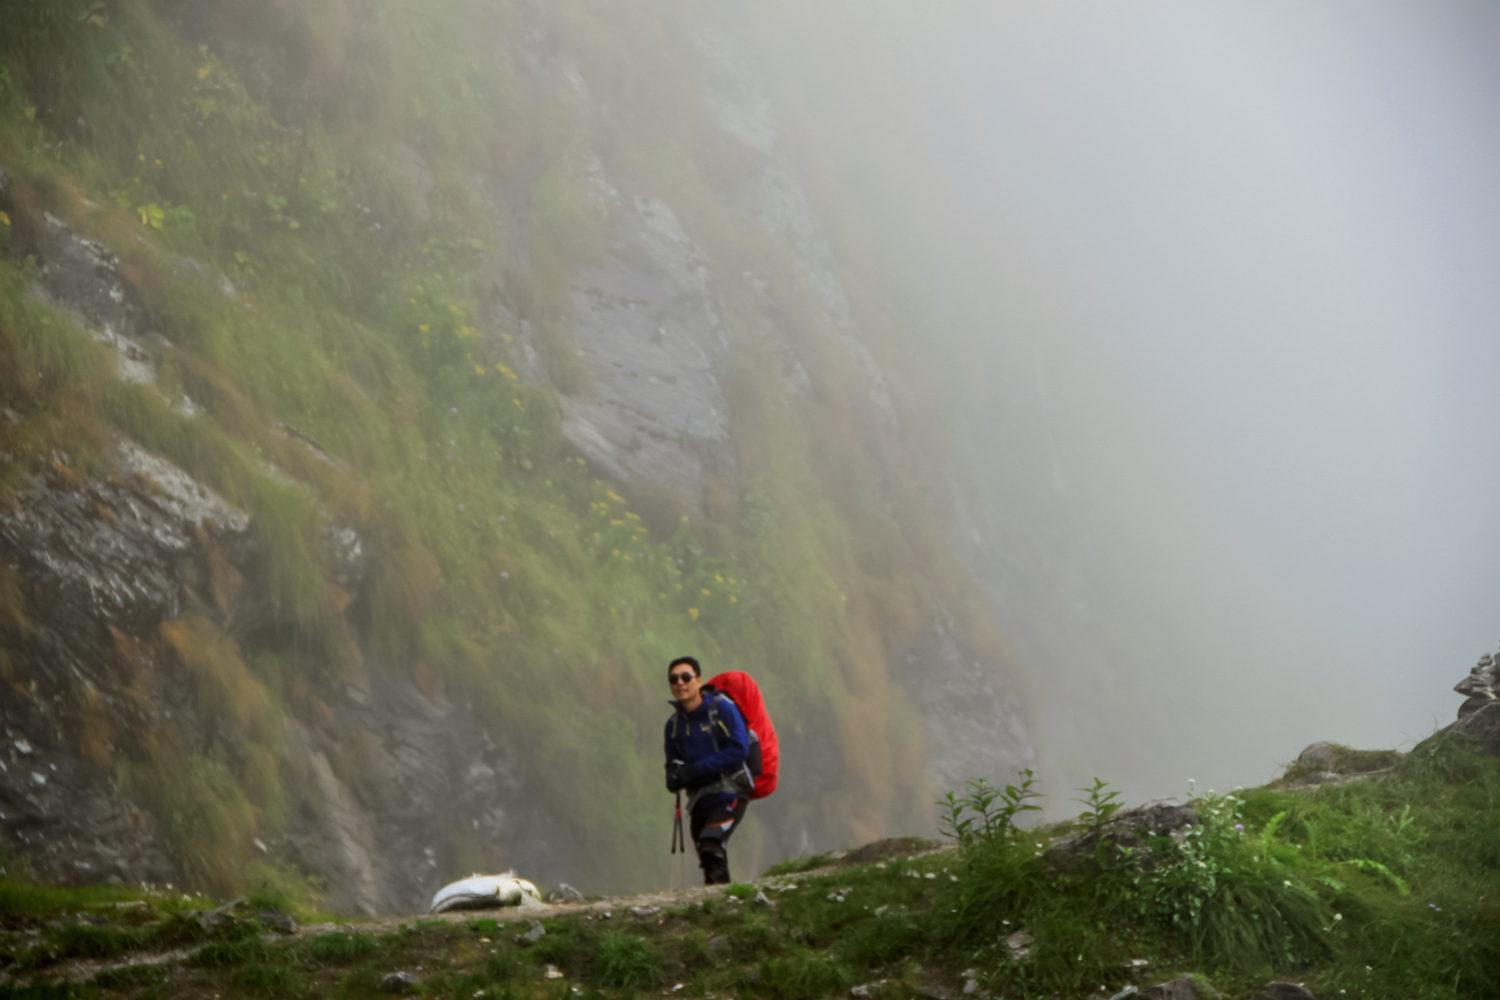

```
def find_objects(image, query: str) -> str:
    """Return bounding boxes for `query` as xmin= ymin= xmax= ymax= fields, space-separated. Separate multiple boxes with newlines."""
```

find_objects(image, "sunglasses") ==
xmin=669 ymin=672 xmax=697 ymax=685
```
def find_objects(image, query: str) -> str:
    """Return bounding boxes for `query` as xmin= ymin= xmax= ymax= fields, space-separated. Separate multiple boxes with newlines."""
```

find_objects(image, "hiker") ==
xmin=664 ymin=656 xmax=752 ymax=885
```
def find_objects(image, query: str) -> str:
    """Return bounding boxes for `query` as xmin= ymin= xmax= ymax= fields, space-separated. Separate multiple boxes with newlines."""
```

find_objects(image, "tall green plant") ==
xmin=1071 ymin=777 xmax=1124 ymax=833
xmin=937 ymin=770 xmax=1042 ymax=849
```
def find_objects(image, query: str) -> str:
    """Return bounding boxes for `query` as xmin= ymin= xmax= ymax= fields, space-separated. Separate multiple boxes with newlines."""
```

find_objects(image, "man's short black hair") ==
xmin=668 ymin=656 xmax=701 ymax=677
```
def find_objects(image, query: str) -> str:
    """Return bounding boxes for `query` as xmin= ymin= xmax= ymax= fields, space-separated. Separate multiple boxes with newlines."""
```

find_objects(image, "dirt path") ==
xmin=31 ymin=868 xmax=836 ymax=986
xmin=27 ymin=840 xmax=957 ymax=986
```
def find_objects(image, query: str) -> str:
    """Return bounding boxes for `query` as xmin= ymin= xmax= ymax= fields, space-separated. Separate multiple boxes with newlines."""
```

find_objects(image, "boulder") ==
xmin=1043 ymin=799 xmax=1200 ymax=873
xmin=377 ymin=971 xmax=420 ymax=993
xmin=1295 ymin=742 xmax=1338 ymax=770
xmin=1282 ymin=743 xmax=1403 ymax=788
xmin=1448 ymin=701 xmax=1500 ymax=758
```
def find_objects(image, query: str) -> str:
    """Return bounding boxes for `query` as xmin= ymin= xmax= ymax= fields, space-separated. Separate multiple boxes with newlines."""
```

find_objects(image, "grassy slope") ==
xmin=2 ymin=733 xmax=1496 ymax=999
xmin=0 ymin=0 xmax=1017 ymax=896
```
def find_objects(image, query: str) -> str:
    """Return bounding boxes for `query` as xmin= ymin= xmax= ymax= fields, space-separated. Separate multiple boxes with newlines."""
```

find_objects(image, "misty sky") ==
xmin=760 ymin=1 xmax=1500 ymax=801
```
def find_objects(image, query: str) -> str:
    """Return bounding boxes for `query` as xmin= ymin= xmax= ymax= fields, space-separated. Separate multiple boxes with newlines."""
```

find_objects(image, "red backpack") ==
xmin=707 ymin=671 xmax=779 ymax=799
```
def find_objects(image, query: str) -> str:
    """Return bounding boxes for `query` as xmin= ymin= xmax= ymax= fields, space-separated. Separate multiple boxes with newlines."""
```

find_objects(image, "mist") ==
xmin=754 ymin=0 xmax=1500 ymax=808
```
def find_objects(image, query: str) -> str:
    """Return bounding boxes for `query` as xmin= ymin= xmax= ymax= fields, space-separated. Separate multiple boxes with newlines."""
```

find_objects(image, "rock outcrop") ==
xmin=0 ymin=194 xmax=550 ymax=915
xmin=1453 ymin=651 xmax=1497 ymax=718
xmin=1412 ymin=646 xmax=1500 ymax=760
xmin=1282 ymin=741 xmax=1403 ymax=789
xmin=1043 ymin=798 xmax=1200 ymax=873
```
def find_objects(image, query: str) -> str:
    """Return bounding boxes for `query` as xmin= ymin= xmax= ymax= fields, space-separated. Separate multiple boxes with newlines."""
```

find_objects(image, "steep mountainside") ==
xmin=0 ymin=1 xmax=1031 ymax=912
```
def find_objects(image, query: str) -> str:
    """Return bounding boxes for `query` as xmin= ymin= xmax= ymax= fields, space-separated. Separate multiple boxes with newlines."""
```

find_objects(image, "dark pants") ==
xmin=690 ymin=795 xmax=748 ymax=885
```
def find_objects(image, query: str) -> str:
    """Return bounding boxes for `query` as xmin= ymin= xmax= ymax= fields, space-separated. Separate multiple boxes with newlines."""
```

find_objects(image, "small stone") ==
xmin=630 ymin=906 xmax=658 ymax=917
xmin=1255 ymin=984 xmax=1318 ymax=1000
xmin=551 ymin=883 xmax=586 ymax=903
xmin=378 ymin=971 xmax=420 ymax=993
xmin=1142 ymin=976 xmax=1197 ymax=1000
xmin=963 ymin=979 xmax=978 ymax=995
xmin=851 ymin=988 xmax=871 ymax=998
xmin=753 ymin=891 xmax=770 ymax=905
xmin=707 ymin=935 xmax=731 ymax=959
xmin=193 ymin=909 xmax=234 ymax=933
xmin=259 ymin=912 xmax=298 ymax=935
xmin=544 ymin=964 xmax=564 ymax=979
xmin=517 ymin=920 xmax=546 ymax=945
xmin=1004 ymin=930 xmax=1034 ymax=961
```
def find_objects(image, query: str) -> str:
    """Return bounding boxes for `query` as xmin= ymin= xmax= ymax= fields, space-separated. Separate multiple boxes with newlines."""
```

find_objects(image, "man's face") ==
xmin=669 ymin=664 xmax=702 ymax=705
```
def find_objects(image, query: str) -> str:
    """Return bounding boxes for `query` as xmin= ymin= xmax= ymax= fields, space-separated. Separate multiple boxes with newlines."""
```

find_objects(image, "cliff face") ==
xmin=0 ymin=2 xmax=1030 ymax=913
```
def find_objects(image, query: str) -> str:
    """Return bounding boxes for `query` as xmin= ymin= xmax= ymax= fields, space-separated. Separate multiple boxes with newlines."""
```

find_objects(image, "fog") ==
xmin=754 ymin=1 xmax=1500 ymax=807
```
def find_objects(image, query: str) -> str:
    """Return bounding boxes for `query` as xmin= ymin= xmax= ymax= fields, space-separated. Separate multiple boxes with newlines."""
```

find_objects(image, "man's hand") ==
xmin=666 ymin=759 xmax=689 ymax=792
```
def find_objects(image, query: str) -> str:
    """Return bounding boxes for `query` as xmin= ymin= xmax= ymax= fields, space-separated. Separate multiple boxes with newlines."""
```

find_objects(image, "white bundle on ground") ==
xmin=430 ymin=872 xmax=544 ymax=913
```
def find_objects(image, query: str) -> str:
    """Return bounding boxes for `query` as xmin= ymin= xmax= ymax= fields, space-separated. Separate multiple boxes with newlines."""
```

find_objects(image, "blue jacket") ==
xmin=664 ymin=688 xmax=749 ymax=802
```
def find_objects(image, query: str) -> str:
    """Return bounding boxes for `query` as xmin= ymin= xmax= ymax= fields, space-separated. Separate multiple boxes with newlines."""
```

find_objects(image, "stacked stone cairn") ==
xmin=1454 ymin=649 xmax=1498 ymax=717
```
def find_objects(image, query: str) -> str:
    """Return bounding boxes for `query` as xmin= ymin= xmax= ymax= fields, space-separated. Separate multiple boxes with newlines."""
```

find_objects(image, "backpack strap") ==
xmin=705 ymin=695 xmax=721 ymax=750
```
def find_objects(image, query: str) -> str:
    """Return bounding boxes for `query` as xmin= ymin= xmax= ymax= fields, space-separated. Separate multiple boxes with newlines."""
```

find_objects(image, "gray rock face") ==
xmin=0 ymin=199 xmax=544 ymax=914
xmin=1044 ymin=798 xmax=1201 ymax=873
xmin=282 ymin=670 xmax=559 ymax=916
xmin=689 ymin=24 xmax=895 ymax=421
xmin=903 ymin=610 xmax=1034 ymax=796
xmin=0 ymin=171 xmax=161 ymax=390
xmin=559 ymin=177 xmax=736 ymax=504
xmin=0 ymin=450 xmax=254 ymax=887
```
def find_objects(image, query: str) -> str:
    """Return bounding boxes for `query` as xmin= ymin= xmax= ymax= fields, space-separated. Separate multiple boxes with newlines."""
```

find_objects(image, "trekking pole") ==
xmin=671 ymin=791 xmax=685 ymax=854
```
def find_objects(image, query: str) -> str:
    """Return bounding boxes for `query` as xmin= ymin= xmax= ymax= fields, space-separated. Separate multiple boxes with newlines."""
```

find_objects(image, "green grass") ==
xmin=596 ymin=931 xmax=666 ymax=990
xmin=2 ymin=739 xmax=1495 ymax=998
